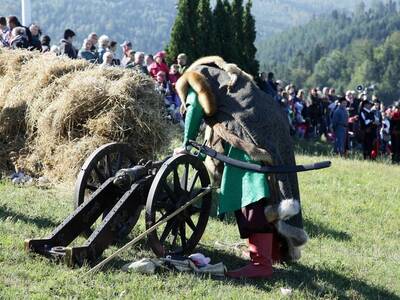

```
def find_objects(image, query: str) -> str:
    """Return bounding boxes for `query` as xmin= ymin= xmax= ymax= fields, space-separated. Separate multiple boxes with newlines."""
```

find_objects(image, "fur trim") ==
xmin=286 ymin=240 xmax=302 ymax=261
xmin=276 ymin=220 xmax=309 ymax=247
xmin=212 ymin=123 xmax=273 ymax=165
xmin=278 ymin=199 xmax=300 ymax=220
xmin=176 ymin=71 xmax=217 ymax=116
xmin=187 ymin=56 xmax=254 ymax=89
xmin=187 ymin=56 xmax=228 ymax=72
xmin=265 ymin=199 xmax=300 ymax=223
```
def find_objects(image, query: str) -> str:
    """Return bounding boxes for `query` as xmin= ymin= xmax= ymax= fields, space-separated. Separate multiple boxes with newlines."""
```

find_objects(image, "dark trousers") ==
xmin=392 ymin=134 xmax=400 ymax=163
xmin=235 ymin=199 xmax=273 ymax=239
xmin=334 ymin=126 xmax=347 ymax=155
xmin=363 ymin=132 xmax=375 ymax=159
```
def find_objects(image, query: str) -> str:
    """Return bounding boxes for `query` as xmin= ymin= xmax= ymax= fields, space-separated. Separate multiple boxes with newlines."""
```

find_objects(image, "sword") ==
xmin=188 ymin=140 xmax=331 ymax=174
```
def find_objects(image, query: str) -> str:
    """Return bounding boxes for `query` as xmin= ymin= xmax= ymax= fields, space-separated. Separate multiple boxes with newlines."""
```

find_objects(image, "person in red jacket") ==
xmin=149 ymin=51 xmax=169 ymax=79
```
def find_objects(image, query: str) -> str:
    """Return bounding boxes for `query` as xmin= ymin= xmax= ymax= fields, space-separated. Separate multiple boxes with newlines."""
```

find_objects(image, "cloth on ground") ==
xmin=122 ymin=256 xmax=226 ymax=277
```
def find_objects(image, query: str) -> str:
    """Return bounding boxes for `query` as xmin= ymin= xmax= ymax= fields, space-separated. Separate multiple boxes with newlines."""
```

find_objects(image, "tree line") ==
xmin=166 ymin=0 xmax=259 ymax=75
xmin=258 ymin=0 xmax=400 ymax=103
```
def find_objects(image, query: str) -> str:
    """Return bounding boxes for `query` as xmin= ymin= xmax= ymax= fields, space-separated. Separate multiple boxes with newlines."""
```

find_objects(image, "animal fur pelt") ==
xmin=176 ymin=56 xmax=308 ymax=261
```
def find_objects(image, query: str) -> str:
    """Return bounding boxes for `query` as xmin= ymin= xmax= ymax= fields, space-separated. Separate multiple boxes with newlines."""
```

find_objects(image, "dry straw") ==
xmin=0 ymin=49 xmax=169 ymax=183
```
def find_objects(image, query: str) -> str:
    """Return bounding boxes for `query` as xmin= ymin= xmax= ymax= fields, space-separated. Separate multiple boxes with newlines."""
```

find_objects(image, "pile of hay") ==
xmin=0 ymin=49 xmax=170 ymax=182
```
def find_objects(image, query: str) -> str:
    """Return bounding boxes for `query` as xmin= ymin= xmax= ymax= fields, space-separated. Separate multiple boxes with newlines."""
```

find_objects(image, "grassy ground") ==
xmin=1 ymin=152 xmax=400 ymax=299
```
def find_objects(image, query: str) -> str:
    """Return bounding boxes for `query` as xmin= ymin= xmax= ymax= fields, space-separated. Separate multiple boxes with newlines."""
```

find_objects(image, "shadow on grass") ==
xmin=98 ymin=243 xmax=398 ymax=299
xmin=200 ymin=246 xmax=398 ymax=299
xmin=303 ymin=219 xmax=351 ymax=241
xmin=0 ymin=205 xmax=59 ymax=229
xmin=271 ymin=263 xmax=399 ymax=300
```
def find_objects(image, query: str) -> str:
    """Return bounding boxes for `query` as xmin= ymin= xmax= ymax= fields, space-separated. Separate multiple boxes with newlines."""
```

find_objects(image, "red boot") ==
xmin=226 ymin=233 xmax=273 ymax=279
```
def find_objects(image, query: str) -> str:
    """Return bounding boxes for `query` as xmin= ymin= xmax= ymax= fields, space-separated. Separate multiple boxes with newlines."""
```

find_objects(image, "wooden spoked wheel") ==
xmin=74 ymin=142 xmax=136 ymax=208
xmin=73 ymin=143 xmax=138 ymax=237
xmin=145 ymin=154 xmax=212 ymax=257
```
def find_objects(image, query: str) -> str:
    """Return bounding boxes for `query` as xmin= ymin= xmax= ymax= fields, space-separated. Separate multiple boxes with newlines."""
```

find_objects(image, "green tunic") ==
xmin=183 ymin=89 xmax=270 ymax=215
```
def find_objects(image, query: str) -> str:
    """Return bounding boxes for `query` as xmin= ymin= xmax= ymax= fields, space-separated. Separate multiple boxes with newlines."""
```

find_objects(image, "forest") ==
xmin=257 ymin=0 xmax=400 ymax=102
xmin=0 ymin=0 xmax=372 ymax=53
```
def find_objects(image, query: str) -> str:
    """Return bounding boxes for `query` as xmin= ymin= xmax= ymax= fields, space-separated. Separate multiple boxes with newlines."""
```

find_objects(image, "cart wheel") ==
xmin=146 ymin=154 xmax=212 ymax=257
xmin=74 ymin=142 xmax=136 ymax=208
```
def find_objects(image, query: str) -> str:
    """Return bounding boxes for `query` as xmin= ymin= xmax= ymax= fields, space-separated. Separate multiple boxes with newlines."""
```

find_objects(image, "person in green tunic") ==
xmin=176 ymin=88 xmax=276 ymax=279
xmin=181 ymin=89 xmax=270 ymax=216
xmin=175 ymin=56 xmax=309 ymax=279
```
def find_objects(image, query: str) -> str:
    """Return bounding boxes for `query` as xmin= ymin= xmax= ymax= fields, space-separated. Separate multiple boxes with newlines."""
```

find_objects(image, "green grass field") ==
xmin=1 ymin=153 xmax=399 ymax=299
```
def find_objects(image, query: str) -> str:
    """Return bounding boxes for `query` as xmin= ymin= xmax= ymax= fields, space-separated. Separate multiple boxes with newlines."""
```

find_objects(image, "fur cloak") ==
xmin=176 ymin=57 xmax=308 ymax=260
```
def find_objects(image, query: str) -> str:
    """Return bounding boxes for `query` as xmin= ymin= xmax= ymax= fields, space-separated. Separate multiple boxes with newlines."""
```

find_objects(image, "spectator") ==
xmin=327 ymin=88 xmax=338 ymax=131
xmin=59 ymin=29 xmax=77 ymax=59
xmin=294 ymin=90 xmax=307 ymax=138
xmin=125 ymin=49 xmax=136 ymax=68
xmin=127 ymin=51 xmax=148 ymax=74
xmin=101 ymin=51 xmax=113 ymax=67
xmin=40 ymin=35 xmax=51 ymax=52
xmin=390 ymin=102 xmax=400 ymax=164
xmin=332 ymin=97 xmax=349 ymax=156
xmin=9 ymin=27 xmax=29 ymax=49
xmin=380 ymin=109 xmax=391 ymax=155
xmin=0 ymin=16 xmax=9 ymax=47
xmin=279 ymin=91 xmax=295 ymax=134
xmin=120 ymin=40 xmax=132 ymax=67
xmin=7 ymin=16 xmax=32 ymax=46
xmin=264 ymin=72 xmax=278 ymax=98
xmin=87 ymin=32 xmax=98 ymax=52
xmin=359 ymin=99 xmax=378 ymax=159
xmin=320 ymin=87 xmax=331 ymax=137
xmin=372 ymin=97 xmax=383 ymax=155
xmin=29 ymin=24 xmax=42 ymax=51
xmin=97 ymin=35 xmax=110 ymax=64
xmin=145 ymin=54 xmax=154 ymax=73
xmin=169 ymin=64 xmax=181 ymax=88
xmin=109 ymin=41 xmax=120 ymax=66
xmin=78 ymin=39 xmax=97 ymax=63
xmin=168 ymin=64 xmax=182 ymax=112
xmin=149 ymin=51 xmax=169 ymax=79
xmin=372 ymin=96 xmax=383 ymax=121
xmin=257 ymin=72 xmax=268 ymax=93
xmin=308 ymin=88 xmax=323 ymax=137
xmin=154 ymin=70 xmax=171 ymax=96
xmin=346 ymin=90 xmax=360 ymax=117
xmin=177 ymin=53 xmax=187 ymax=74
xmin=328 ymin=88 xmax=337 ymax=103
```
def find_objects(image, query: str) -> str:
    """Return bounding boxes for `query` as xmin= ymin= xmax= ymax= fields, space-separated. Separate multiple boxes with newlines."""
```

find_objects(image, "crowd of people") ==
xmin=1 ymin=15 xmax=400 ymax=164
xmin=0 ymin=16 xmax=187 ymax=124
xmin=257 ymin=72 xmax=400 ymax=164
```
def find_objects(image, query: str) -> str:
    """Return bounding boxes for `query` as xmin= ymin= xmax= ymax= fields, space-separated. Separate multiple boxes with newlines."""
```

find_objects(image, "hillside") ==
xmin=0 ymin=0 xmax=373 ymax=53
xmin=256 ymin=0 xmax=400 ymax=102
xmin=0 ymin=154 xmax=399 ymax=298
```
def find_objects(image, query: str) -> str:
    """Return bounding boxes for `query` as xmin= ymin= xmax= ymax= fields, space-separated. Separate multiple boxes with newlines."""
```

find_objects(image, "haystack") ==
xmin=0 ymin=49 xmax=170 ymax=182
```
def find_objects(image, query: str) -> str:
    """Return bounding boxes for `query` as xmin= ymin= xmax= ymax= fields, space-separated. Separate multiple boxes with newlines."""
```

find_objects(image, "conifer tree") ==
xmin=231 ymin=0 xmax=245 ymax=66
xmin=166 ymin=0 xmax=194 ymax=63
xmin=188 ymin=0 xmax=200 ymax=58
xmin=212 ymin=0 xmax=225 ymax=56
xmin=242 ymin=0 xmax=259 ymax=75
xmin=196 ymin=0 xmax=213 ymax=56
xmin=221 ymin=0 xmax=239 ymax=63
